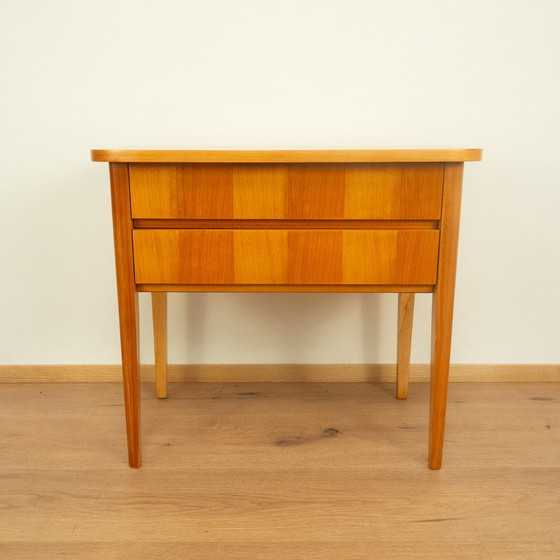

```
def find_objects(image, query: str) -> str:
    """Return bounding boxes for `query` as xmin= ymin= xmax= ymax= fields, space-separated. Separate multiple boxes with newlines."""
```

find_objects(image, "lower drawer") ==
xmin=133 ymin=229 xmax=439 ymax=286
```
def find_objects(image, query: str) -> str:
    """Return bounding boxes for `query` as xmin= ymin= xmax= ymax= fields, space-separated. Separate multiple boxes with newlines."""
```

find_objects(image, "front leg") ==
xmin=428 ymin=163 xmax=463 ymax=470
xmin=110 ymin=162 xmax=141 ymax=468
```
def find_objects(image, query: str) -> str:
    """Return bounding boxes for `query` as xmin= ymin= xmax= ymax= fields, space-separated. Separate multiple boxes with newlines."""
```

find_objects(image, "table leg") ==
xmin=117 ymin=290 xmax=141 ymax=468
xmin=110 ymin=163 xmax=141 ymax=468
xmin=428 ymin=163 xmax=463 ymax=470
xmin=152 ymin=292 xmax=168 ymax=399
xmin=397 ymin=293 xmax=415 ymax=399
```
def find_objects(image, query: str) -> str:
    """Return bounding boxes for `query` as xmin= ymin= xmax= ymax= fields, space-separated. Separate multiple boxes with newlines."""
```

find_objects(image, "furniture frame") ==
xmin=91 ymin=148 xmax=482 ymax=469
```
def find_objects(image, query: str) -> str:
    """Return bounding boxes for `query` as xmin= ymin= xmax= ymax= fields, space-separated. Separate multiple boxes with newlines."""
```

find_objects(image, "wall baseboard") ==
xmin=0 ymin=364 xmax=559 ymax=383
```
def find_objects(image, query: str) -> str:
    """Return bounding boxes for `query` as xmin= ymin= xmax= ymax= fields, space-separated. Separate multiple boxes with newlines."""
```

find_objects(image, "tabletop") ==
xmin=91 ymin=148 xmax=483 ymax=163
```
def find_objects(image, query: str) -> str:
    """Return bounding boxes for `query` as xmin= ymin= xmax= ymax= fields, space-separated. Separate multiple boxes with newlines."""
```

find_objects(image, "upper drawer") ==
xmin=129 ymin=163 xmax=444 ymax=220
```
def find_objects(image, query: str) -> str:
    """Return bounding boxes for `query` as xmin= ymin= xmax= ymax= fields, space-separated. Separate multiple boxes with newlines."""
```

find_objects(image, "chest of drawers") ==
xmin=92 ymin=148 xmax=482 ymax=469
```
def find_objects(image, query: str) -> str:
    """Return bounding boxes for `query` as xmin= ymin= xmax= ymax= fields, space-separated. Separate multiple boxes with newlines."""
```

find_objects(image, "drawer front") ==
xmin=129 ymin=163 xmax=444 ymax=220
xmin=133 ymin=229 xmax=439 ymax=286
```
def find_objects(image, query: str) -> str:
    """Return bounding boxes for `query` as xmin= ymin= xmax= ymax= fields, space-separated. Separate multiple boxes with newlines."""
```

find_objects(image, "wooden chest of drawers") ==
xmin=91 ymin=148 xmax=482 ymax=469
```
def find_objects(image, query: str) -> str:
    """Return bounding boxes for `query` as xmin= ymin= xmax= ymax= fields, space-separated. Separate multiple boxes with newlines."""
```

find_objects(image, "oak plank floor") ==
xmin=0 ymin=382 xmax=559 ymax=559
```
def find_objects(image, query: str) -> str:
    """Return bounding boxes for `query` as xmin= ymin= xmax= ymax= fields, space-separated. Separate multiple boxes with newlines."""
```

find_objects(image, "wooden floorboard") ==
xmin=0 ymin=382 xmax=558 ymax=558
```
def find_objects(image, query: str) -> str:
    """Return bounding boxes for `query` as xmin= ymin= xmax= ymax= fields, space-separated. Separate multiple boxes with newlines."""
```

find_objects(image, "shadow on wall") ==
xmin=161 ymin=292 xmax=395 ymax=365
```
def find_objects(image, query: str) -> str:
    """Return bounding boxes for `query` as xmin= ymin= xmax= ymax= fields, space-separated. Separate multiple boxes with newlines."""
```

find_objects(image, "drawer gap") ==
xmin=133 ymin=219 xmax=439 ymax=230
xmin=137 ymin=284 xmax=434 ymax=293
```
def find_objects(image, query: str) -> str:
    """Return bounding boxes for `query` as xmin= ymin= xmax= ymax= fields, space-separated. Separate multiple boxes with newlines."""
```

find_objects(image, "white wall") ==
xmin=1 ymin=0 xmax=559 ymax=366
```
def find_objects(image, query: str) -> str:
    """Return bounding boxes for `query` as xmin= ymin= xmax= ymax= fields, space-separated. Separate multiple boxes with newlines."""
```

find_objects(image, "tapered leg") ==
xmin=117 ymin=290 xmax=141 ymax=468
xmin=110 ymin=163 xmax=141 ymax=468
xmin=152 ymin=292 xmax=168 ymax=399
xmin=397 ymin=293 xmax=415 ymax=399
xmin=429 ymin=163 xmax=463 ymax=470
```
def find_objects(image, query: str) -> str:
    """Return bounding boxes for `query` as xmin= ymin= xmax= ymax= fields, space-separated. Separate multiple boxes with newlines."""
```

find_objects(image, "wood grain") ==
xmin=344 ymin=163 xmax=443 ymax=219
xmin=0 ymin=382 xmax=557 ymax=559
xmin=109 ymin=163 xmax=141 ymax=468
xmin=234 ymin=230 xmax=289 ymax=284
xmin=133 ymin=229 xmax=234 ymax=284
xmin=151 ymin=292 xmax=167 ymax=399
xmin=233 ymin=163 xmax=286 ymax=218
xmin=91 ymin=148 xmax=483 ymax=163
xmin=0 ymin=543 xmax=498 ymax=560
xmin=130 ymin=163 xmax=234 ymax=219
xmin=429 ymin=163 xmax=464 ymax=470
xmin=342 ymin=230 xmax=439 ymax=284
xmin=397 ymin=293 xmax=415 ymax=399
xmin=285 ymin=164 xmax=346 ymax=219
xmin=128 ymin=163 xmax=444 ymax=220
xmin=133 ymin=229 xmax=439 ymax=286
xmin=287 ymin=230 xmax=343 ymax=284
